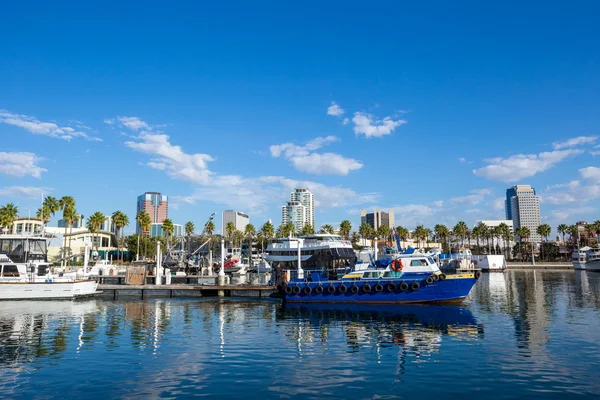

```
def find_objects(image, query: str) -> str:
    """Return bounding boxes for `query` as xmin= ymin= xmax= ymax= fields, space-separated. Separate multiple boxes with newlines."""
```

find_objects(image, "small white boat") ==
xmin=0 ymin=234 xmax=98 ymax=300
xmin=572 ymin=247 xmax=590 ymax=270
xmin=587 ymin=249 xmax=600 ymax=272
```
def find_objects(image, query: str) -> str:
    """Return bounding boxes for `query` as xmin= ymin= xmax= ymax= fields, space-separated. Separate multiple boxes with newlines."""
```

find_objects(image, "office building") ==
xmin=282 ymin=201 xmax=306 ymax=234
xmin=360 ymin=209 xmax=395 ymax=230
xmin=58 ymin=215 xmax=85 ymax=229
xmin=506 ymin=185 xmax=541 ymax=241
xmin=290 ymin=188 xmax=314 ymax=228
xmin=150 ymin=223 xmax=183 ymax=238
xmin=222 ymin=210 xmax=250 ymax=232
xmin=136 ymin=192 xmax=168 ymax=234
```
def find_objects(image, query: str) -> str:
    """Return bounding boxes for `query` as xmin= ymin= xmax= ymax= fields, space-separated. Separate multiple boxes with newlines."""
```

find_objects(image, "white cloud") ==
xmin=579 ymin=166 xmax=600 ymax=182
xmin=473 ymin=149 xmax=582 ymax=182
xmin=327 ymin=102 xmax=345 ymax=117
xmin=391 ymin=204 xmax=440 ymax=228
xmin=0 ymin=110 xmax=101 ymax=142
xmin=117 ymin=116 xmax=149 ymax=131
xmin=125 ymin=131 xmax=214 ymax=184
xmin=351 ymin=112 xmax=407 ymax=138
xmin=552 ymin=136 xmax=597 ymax=150
xmin=270 ymin=136 xmax=363 ymax=175
xmin=0 ymin=186 xmax=51 ymax=199
xmin=450 ymin=188 xmax=492 ymax=205
xmin=122 ymin=120 xmax=377 ymax=217
xmin=458 ymin=157 xmax=466 ymax=163
xmin=541 ymin=167 xmax=600 ymax=206
xmin=431 ymin=200 xmax=444 ymax=207
xmin=548 ymin=206 xmax=596 ymax=221
xmin=103 ymin=118 xmax=115 ymax=125
xmin=0 ymin=152 xmax=47 ymax=178
xmin=491 ymin=198 xmax=505 ymax=211
xmin=590 ymin=151 xmax=600 ymax=156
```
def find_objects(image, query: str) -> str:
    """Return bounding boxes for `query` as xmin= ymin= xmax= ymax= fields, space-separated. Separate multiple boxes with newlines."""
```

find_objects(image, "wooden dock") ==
xmin=97 ymin=284 xmax=279 ymax=299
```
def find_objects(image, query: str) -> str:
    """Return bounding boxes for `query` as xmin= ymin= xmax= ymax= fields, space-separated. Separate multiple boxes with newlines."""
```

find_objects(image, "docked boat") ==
xmin=0 ymin=234 xmax=97 ymax=300
xmin=281 ymin=250 xmax=480 ymax=304
xmin=572 ymin=247 xmax=590 ymax=270
xmin=573 ymin=247 xmax=600 ymax=272
xmin=265 ymin=234 xmax=355 ymax=274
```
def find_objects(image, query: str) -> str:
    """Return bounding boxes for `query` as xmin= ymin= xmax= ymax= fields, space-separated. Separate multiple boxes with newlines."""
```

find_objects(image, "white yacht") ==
xmin=572 ymin=247 xmax=600 ymax=271
xmin=0 ymin=234 xmax=97 ymax=300
xmin=265 ymin=234 xmax=355 ymax=271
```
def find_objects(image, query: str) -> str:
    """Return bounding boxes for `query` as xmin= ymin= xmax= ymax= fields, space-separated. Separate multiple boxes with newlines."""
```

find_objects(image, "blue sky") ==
xmin=1 ymin=1 xmax=599 ymax=235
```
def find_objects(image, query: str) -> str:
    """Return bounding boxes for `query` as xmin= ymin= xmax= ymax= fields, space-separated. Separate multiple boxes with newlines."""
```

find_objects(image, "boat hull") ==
xmin=283 ymin=275 xmax=477 ymax=304
xmin=0 ymin=280 xmax=98 ymax=300
xmin=586 ymin=261 xmax=600 ymax=272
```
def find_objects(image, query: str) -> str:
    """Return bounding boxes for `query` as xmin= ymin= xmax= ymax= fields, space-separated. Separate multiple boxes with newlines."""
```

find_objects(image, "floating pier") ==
xmin=97 ymin=283 xmax=279 ymax=299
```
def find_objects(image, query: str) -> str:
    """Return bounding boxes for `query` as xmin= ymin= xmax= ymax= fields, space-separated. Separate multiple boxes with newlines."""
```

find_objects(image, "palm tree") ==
xmin=412 ymin=225 xmax=428 ymax=249
xmin=557 ymin=224 xmax=568 ymax=244
xmin=232 ymin=230 xmax=244 ymax=247
xmin=243 ymin=223 xmax=255 ymax=265
xmin=434 ymin=224 xmax=449 ymax=252
xmin=376 ymin=224 xmax=390 ymax=245
xmin=136 ymin=210 xmax=152 ymax=258
xmin=64 ymin=207 xmax=80 ymax=262
xmin=280 ymin=222 xmax=296 ymax=238
xmin=396 ymin=225 xmax=409 ymax=245
xmin=492 ymin=226 xmax=502 ymax=255
xmin=0 ymin=203 xmax=19 ymax=234
xmin=204 ymin=220 xmax=215 ymax=235
xmin=567 ymin=225 xmax=579 ymax=246
xmin=516 ymin=226 xmax=531 ymax=261
xmin=339 ymin=220 xmax=352 ymax=239
xmin=453 ymin=221 xmax=468 ymax=248
xmin=498 ymin=223 xmax=511 ymax=259
xmin=359 ymin=223 xmax=374 ymax=242
xmin=261 ymin=221 xmax=274 ymax=239
xmin=36 ymin=206 xmax=52 ymax=227
xmin=112 ymin=211 xmax=129 ymax=262
xmin=87 ymin=212 xmax=106 ymax=253
xmin=471 ymin=225 xmax=481 ymax=252
xmin=300 ymin=224 xmax=315 ymax=236
xmin=320 ymin=224 xmax=335 ymax=234
xmin=58 ymin=196 xmax=75 ymax=263
xmin=591 ymin=220 xmax=600 ymax=246
xmin=225 ymin=222 xmax=236 ymax=245
xmin=537 ymin=224 xmax=551 ymax=260
xmin=162 ymin=219 xmax=174 ymax=248
xmin=185 ymin=221 xmax=195 ymax=254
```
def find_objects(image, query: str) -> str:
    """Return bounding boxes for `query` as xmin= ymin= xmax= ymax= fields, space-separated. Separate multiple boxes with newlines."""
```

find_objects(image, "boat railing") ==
xmin=269 ymin=240 xmax=352 ymax=250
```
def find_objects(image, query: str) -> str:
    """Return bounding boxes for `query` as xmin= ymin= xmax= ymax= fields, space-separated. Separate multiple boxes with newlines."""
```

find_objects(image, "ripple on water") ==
xmin=1 ymin=271 xmax=600 ymax=399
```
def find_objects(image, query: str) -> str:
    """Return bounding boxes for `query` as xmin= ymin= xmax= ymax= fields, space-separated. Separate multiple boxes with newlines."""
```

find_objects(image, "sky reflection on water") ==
xmin=1 ymin=270 xmax=600 ymax=399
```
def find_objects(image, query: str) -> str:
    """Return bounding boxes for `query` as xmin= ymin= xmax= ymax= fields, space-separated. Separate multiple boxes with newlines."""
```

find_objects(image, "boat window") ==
xmin=410 ymin=259 xmax=425 ymax=266
xmin=0 ymin=240 xmax=9 ymax=253
xmin=37 ymin=265 xmax=49 ymax=276
xmin=29 ymin=240 xmax=47 ymax=255
xmin=2 ymin=265 xmax=19 ymax=277
xmin=428 ymin=258 xmax=434 ymax=265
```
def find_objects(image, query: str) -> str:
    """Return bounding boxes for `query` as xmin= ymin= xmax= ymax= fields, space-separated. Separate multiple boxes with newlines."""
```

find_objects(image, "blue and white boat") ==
xmin=282 ymin=248 xmax=480 ymax=304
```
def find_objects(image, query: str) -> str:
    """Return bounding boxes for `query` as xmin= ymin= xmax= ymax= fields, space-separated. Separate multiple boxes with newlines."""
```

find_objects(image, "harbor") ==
xmin=2 ymin=270 xmax=600 ymax=399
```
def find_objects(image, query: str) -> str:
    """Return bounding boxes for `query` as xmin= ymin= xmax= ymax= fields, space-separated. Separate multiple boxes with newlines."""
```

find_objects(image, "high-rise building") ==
xmin=360 ymin=209 xmax=395 ymax=231
xmin=282 ymin=201 xmax=306 ymax=234
xmin=222 ymin=210 xmax=250 ymax=232
xmin=150 ymin=223 xmax=183 ymax=238
xmin=506 ymin=185 xmax=541 ymax=241
xmin=290 ymin=188 xmax=314 ymax=228
xmin=136 ymin=192 xmax=168 ymax=234
xmin=58 ymin=215 xmax=85 ymax=229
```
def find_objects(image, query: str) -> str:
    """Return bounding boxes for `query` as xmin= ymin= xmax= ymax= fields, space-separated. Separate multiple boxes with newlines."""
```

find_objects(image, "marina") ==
xmin=1 ymin=270 xmax=600 ymax=399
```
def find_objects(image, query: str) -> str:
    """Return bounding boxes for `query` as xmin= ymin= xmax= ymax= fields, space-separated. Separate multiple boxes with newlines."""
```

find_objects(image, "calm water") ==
xmin=1 ymin=270 xmax=600 ymax=399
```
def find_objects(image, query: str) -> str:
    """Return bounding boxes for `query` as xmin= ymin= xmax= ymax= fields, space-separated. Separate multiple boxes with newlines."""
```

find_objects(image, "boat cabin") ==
xmin=0 ymin=236 xmax=48 ymax=264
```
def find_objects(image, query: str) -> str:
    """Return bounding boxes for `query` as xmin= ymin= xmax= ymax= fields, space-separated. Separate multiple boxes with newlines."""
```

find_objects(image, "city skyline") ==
xmin=1 ymin=2 xmax=599 ymax=234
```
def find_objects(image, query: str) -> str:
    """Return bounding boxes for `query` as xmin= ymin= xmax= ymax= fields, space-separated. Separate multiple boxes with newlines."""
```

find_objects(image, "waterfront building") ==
xmin=360 ymin=209 xmax=395 ymax=230
xmin=136 ymin=192 xmax=168 ymax=234
xmin=11 ymin=217 xmax=45 ymax=235
xmin=290 ymin=188 xmax=314 ymax=228
xmin=222 ymin=210 xmax=250 ymax=232
xmin=150 ymin=223 xmax=183 ymax=238
xmin=506 ymin=185 xmax=541 ymax=241
xmin=44 ymin=225 xmax=118 ymax=262
xmin=282 ymin=201 xmax=306 ymax=234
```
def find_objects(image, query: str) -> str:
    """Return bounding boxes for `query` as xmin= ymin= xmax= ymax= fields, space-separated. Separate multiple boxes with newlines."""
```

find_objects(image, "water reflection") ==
xmin=0 ymin=271 xmax=600 ymax=398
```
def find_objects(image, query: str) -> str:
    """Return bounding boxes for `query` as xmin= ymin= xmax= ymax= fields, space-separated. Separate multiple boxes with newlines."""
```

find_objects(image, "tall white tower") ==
xmin=290 ymin=188 xmax=314 ymax=228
